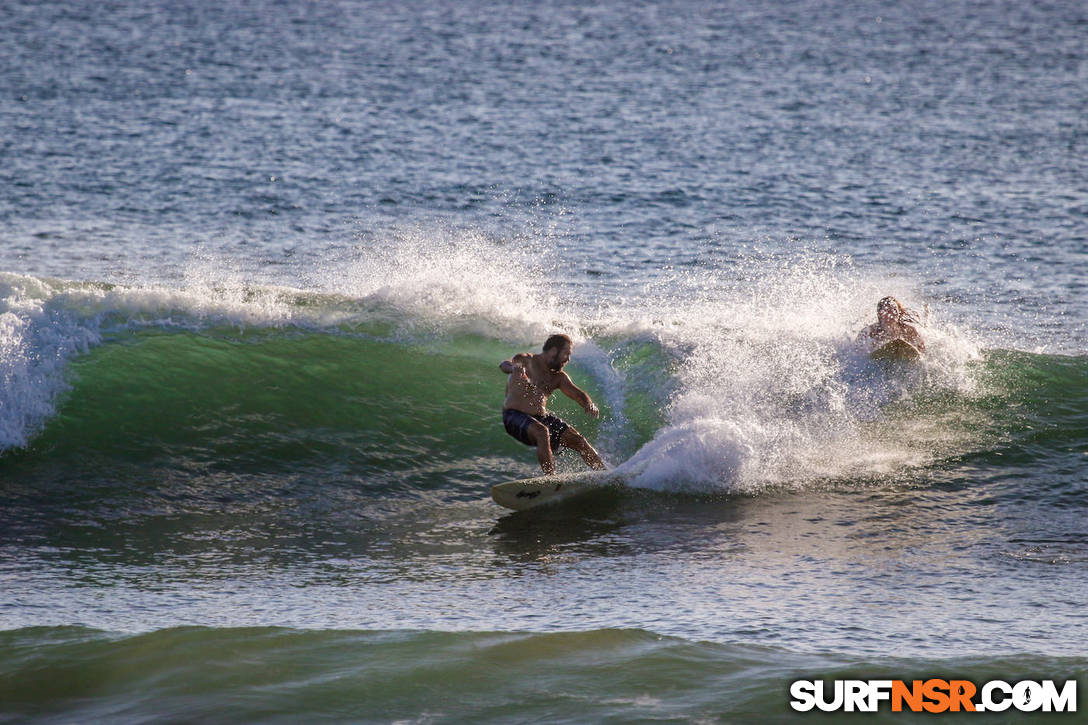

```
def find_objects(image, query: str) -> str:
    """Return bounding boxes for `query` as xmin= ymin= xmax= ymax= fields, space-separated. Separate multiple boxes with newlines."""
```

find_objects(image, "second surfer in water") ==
xmin=500 ymin=334 xmax=607 ymax=475
xmin=859 ymin=296 xmax=926 ymax=352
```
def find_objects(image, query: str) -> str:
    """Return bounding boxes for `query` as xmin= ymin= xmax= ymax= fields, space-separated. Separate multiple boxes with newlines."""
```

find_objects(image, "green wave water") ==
xmin=7 ymin=324 xmax=1085 ymax=490
xmin=3 ymin=626 xmax=1085 ymax=724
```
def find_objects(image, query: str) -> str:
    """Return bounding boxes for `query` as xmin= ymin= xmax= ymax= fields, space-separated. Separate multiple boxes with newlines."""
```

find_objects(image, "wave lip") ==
xmin=0 ymin=275 xmax=103 ymax=450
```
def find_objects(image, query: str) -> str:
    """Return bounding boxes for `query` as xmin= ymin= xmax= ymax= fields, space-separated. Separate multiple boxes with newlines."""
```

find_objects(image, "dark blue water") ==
xmin=2 ymin=1 xmax=1086 ymax=721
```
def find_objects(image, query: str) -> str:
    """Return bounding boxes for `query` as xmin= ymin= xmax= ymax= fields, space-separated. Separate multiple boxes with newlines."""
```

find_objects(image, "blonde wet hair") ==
xmin=878 ymin=296 xmax=919 ymax=324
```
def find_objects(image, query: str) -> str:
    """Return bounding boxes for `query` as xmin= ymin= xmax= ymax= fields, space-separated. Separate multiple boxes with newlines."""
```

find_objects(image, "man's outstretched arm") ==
xmin=558 ymin=372 xmax=599 ymax=418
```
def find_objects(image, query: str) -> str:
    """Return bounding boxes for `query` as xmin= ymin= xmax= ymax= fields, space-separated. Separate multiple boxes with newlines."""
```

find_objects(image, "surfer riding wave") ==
xmin=499 ymin=334 xmax=607 ymax=475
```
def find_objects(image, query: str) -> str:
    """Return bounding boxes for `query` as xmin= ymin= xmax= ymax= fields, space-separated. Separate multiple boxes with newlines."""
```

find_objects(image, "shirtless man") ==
xmin=499 ymin=334 xmax=607 ymax=475
xmin=859 ymin=296 xmax=926 ymax=351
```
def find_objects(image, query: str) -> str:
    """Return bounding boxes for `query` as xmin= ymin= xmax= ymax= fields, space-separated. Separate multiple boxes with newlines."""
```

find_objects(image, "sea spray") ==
xmin=605 ymin=257 xmax=986 ymax=492
xmin=322 ymin=225 xmax=573 ymax=343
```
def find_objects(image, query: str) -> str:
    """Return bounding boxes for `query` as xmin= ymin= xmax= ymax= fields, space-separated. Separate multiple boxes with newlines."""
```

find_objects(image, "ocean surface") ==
xmin=2 ymin=0 xmax=1086 ymax=722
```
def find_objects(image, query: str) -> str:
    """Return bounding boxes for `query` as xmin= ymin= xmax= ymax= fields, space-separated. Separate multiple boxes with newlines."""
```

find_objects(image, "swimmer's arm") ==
xmin=903 ymin=325 xmax=926 ymax=352
xmin=558 ymin=372 xmax=600 ymax=418
xmin=856 ymin=324 xmax=878 ymax=344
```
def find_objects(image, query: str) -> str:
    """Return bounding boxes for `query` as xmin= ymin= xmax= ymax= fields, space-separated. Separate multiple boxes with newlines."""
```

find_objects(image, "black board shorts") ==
xmin=502 ymin=409 xmax=569 ymax=452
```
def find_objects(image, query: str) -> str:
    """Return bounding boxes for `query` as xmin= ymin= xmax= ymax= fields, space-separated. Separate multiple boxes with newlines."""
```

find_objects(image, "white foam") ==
xmin=314 ymin=225 xmax=576 ymax=342
xmin=600 ymin=259 xmax=986 ymax=493
xmin=0 ymin=275 xmax=101 ymax=449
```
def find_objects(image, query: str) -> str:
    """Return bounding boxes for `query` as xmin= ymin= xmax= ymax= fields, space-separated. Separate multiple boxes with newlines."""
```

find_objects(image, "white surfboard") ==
xmin=870 ymin=338 xmax=922 ymax=362
xmin=491 ymin=469 xmax=621 ymax=511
